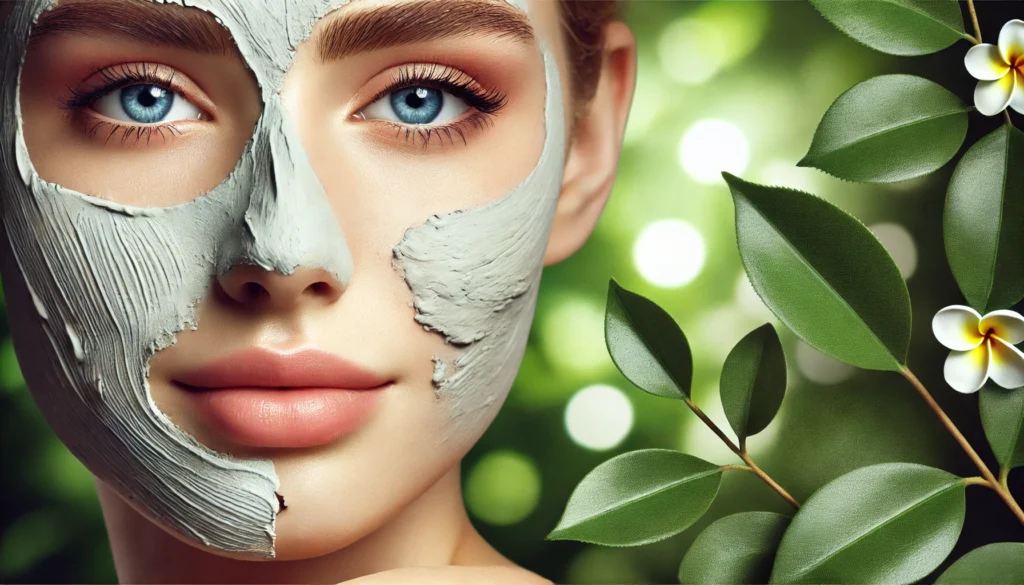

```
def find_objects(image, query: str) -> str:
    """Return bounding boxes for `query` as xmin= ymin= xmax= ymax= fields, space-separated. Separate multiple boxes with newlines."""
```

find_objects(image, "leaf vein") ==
xmin=813 ymin=111 xmax=964 ymax=161
xmin=786 ymin=482 xmax=960 ymax=580
xmin=741 ymin=197 xmax=900 ymax=368
xmin=877 ymin=0 xmax=965 ymax=37
xmin=983 ymin=129 xmax=1013 ymax=310
xmin=572 ymin=469 xmax=720 ymax=527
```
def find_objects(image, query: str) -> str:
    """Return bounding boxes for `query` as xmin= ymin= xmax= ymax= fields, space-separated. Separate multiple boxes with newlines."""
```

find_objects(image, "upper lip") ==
xmin=174 ymin=347 xmax=390 ymax=390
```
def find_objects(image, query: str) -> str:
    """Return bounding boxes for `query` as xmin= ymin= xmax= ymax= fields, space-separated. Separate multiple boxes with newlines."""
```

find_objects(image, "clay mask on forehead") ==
xmin=0 ymin=0 xmax=565 ymax=559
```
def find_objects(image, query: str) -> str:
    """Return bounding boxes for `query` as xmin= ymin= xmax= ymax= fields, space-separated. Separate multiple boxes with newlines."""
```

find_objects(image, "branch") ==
xmin=966 ymin=0 xmax=983 ymax=43
xmin=684 ymin=398 xmax=800 ymax=509
xmin=901 ymin=368 xmax=1024 ymax=526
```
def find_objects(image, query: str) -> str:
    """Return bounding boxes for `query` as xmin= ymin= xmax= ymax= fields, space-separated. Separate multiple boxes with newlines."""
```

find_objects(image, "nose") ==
xmin=217 ymin=264 xmax=343 ymax=310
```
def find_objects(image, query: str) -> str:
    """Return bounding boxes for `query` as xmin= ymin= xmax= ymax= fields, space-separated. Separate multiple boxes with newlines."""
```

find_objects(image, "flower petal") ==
xmin=980 ymin=309 xmax=1024 ymax=344
xmin=965 ymin=43 xmax=1009 ymax=80
xmin=989 ymin=336 xmax=1024 ymax=389
xmin=933 ymin=305 xmax=984 ymax=350
xmin=998 ymin=19 xmax=1024 ymax=66
xmin=1011 ymin=70 xmax=1024 ymax=115
xmin=944 ymin=341 xmax=991 ymax=394
xmin=975 ymin=73 xmax=1017 ymax=116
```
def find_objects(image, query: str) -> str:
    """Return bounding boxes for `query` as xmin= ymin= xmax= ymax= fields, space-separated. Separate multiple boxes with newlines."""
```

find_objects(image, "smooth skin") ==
xmin=4 ymin=0 xmax=636 ymax=582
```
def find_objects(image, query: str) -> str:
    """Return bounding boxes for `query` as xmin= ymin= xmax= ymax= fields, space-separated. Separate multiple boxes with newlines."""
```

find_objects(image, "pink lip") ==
xmin=175 ymin=348 xmax=391 ymax=449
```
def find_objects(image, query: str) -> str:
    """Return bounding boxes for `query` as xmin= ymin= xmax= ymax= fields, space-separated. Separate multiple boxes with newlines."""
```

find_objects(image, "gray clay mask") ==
xmin=0 ymin=0 xmax=565 ymax=557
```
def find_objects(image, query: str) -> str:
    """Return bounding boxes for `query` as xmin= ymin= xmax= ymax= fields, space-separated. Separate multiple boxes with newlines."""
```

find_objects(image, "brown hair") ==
xmin=557 ymin=0 xmax=619 ymax=112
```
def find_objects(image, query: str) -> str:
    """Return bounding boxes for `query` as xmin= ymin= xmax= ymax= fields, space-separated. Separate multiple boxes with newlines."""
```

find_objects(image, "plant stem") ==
xmin=999 ymin=467 xmax=1011 ymax=492
xmin=967 ymin=0 xmax=983 ymax=43
xmin=964 ymin=476 xmax=990 ymax=487
xmin=720 ymin=464 xmax=754 ymax=473
xmin=684 ymin=398 xmax=740 ymax=452
xmin=739 ymin=450 xmax=802 ymax=509
xmin=1005 ymin=111 xmax=1015 ymax=128
xmin=901 ymin=368 xmax=1024 ymax=526
xmin=684 ymin=397 xmax=800 ymax=509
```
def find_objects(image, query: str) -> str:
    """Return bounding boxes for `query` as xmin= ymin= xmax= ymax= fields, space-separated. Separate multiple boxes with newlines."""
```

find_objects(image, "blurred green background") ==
xmin=2 ymin=1 xmax=1023 ymax=582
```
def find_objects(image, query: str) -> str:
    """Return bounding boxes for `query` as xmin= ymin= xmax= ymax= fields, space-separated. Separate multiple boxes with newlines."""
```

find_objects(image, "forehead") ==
xmin=18 ymin=0 xmax=562 ymax=93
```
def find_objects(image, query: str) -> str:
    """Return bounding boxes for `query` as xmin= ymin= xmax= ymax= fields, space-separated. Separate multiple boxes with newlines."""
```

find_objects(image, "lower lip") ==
xmin=182 ymin=385 xmax=387 ymax=449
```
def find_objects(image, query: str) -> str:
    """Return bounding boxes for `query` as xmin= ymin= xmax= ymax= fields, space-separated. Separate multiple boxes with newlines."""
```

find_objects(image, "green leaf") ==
xmin=723 ymin=174 xmax=911 ymax=371
xmin=979 ymin=385 xmax=1024 ymax=470
xmin=678 ymin=512 xmax=791 ymax=585
xmin=944 ymin=125 xmax=1024 ymax=313
xmin=720 ymin=323 xmax=787 ymax=441
xmin=936 ymin=542 xmax=1024 ymax=584
xmin=770 ymin=463 xmax=966 ymax=584
xmin=798 ymin=74 xmax=968 ymax=183
xmin=605 ymin=279 xmax=693 ymax=399
xmin=547 ymin=449 xmax=721 ymax=546
xmin=808 ymin=0 xmax=967 ymax=56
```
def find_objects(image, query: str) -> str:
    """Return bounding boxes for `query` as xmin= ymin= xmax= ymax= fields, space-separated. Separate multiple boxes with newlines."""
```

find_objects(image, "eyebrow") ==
xmin=30 ymin=0 xmax=234 ymax=56
xmin=315 ymin=0 xmax=535 ymax=62
xmin=28 ymin=0 xmax=534 ymax=61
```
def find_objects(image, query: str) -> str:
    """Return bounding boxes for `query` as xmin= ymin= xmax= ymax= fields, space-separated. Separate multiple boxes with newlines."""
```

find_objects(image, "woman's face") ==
xmin=1 ymin=0 xmax=574 ymax=560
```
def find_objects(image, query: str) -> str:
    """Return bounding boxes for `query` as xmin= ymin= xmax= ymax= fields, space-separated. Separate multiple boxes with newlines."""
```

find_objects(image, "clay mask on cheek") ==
xmin=0 ymin=0 xmax=565 ymax=559
xmin=393 ymin=4 xmax=566 ymax=444
xmin=0 ymin=0 xmax=354 ymax=557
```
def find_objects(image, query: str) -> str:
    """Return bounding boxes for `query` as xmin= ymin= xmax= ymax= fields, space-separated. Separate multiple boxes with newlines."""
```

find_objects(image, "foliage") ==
xmin=719 ymin=324 xmax=786 ymax=443
xmin=605 ymin=279 xmax=693 ymax=399
xmin=944 ymin=125 xmax=1024 ymax=313
xmin=935 ymin=542 xmax=1024 ymax=584
xmin=798 ymin=74 xmax=969 ymax=183
xmin=980 ymin=385 xmax=1024 ymax=469
xmin=770 ymin=463 xmax=966 ymax=584
xmin=551 ymin=1 xmax=1024 ymax=583
xmin=723 ymin=173 xmax=911 ymax=371
xmin=808 ymin=0 xmax=968 ymax=55
xmin=548 ymin=450 xmax=721 ymax=546
xmin=677 ymin=512 xmax=789 ymax=585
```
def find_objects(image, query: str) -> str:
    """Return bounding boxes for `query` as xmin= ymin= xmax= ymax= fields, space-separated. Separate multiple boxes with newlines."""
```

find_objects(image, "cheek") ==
xmin=290 ymin=78 xmax=546 ymax=267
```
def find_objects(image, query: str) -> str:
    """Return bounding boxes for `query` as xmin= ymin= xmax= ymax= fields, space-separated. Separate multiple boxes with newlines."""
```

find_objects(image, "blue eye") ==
xmin=120 ymin=85 xmax=173 ymax=123
xmin=92 ymin=83 xmax=203 ymax=124
xmin=361 ymin=85 xmax=470 ymax=125
xmin=390 ymin=87 xmax=442 ymax=124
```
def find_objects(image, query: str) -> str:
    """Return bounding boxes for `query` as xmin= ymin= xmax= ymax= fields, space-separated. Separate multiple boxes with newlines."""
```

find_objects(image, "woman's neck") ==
xmin=96 ymin=465 xmax=511 ymax=583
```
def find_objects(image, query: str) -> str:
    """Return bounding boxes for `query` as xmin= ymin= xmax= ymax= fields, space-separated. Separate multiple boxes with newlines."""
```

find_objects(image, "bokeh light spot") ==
xmin=658 ymin=18 xmax=726 ymax=85
xmin=32 ymin=439 xmax=96 ymax=505
xmin=567 ymin=546 xmax=646 ymax=585
xmin=795 ymin=340 xmax=856 ymax=385
xmin=695 ymin=306 xmax=755 ymax=364
xmin=0 ymin=509 xmax=67 ymax=577
xmin=564 ymin=384 xmax=634 ymax=451
xmin=539 ymin=296 xmax=611 ymax=376
xmin=657 ymin=2 xmax=769 ymax=86
xmin=624 ymin=56 xmax=664 ymax=145
xmin=679 ymin=120 xmax=750 ymax=184
xmin=465 ymin=450 xmax=541 ymax=526
xmin=869 ymin=223 xmax=918 ymax=279
xmin=633 ymin=219 xmax=706 ymax=288
xmin=0 ymin=338 xmax=24 ymax=393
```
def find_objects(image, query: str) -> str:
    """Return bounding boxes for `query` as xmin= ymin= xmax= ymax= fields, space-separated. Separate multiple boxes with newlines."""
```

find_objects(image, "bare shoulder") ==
xmin=342 ymin=565 xmax=555 ymax=585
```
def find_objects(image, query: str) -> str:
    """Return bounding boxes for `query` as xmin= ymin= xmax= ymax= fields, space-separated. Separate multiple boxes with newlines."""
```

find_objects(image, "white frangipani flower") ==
xmin=964 ymin=19 xmax=1024 ymax=116
xmin=932 ymin=305 xmax=1024 ymax=394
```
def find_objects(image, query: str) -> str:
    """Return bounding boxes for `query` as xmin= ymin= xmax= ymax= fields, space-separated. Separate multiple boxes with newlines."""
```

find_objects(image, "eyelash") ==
xmin=362 ymin=63 xmax=508 ymax=147
xmin=59 ymin=62 xmax=508 ymax=148
xmin=60 ymin=62 xmax=192 ymax=147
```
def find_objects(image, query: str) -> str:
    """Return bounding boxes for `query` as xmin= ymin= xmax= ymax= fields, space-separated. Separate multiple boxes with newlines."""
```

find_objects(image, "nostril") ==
xmin=307 ymin=281 xmax=331 ymax=296
xmin=242 ymin=281 xmax=267 ymax=302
